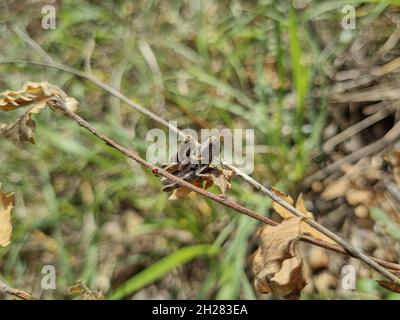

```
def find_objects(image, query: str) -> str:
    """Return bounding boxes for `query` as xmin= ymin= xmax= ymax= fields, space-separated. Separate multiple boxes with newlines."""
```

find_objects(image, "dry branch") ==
xmin=0 ymin=279 xmax=38 ymax=300
xmin=1 ymin=59 xmax=400 ymax=283
xmin=49 ymin=99 xmax=400 ymax=281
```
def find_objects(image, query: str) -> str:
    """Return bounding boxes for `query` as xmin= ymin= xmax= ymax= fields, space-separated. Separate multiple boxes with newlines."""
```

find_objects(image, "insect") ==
xmin=160 ymin=136 xmax=221 ymax=192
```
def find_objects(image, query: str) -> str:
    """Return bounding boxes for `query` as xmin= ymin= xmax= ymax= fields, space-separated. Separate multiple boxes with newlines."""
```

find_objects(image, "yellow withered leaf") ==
xmin=1 ymin=82 xmax=47 ymax=111
xmin=0 ymin=185 xmax=15 ymax=247
xmin=208 ymin=167 xmax=234 ymax=196
xmin=271 ymin=187 xmax=294 ymax=219
xmin=272 ymin=189 xmax=336 ymax=244
xmin=0 ymin=82 xmax=66 ymax=111
xmin=251 ymin=217 xmax=307 ymax=299
xmin=0 ymin=82 xmax=79 ymax=144
xmin=294 ymin=194 xmax=314 ymax=219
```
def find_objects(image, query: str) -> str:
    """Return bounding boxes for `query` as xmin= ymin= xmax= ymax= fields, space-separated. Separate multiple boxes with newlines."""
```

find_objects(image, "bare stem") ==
xmin=0 ymin=279 xmax=38 ymax=300
xmin=53 ymin=101 xmax=400 ymax=281
xmin=1 ymin=60 xmax=399 ymax=282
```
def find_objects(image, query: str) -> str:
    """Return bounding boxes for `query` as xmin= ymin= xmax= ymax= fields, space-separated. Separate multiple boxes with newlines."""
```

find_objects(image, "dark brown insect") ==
xmin=160 ymin=136 xmax=221 ymax=192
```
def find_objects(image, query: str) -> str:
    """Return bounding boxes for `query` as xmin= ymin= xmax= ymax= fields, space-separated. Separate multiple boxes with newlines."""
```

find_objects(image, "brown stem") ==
xmin=53 ymin=102 xmax=400 ymax=279
xmin=5 ymin=59 xmax=397 ymax=279
xmin=304 ymin=120 xmax=400 ymax=186
xmin=2 ymin=59 xmax=399 ymax=280
xmin=0 ymin=279 xmax=38 ymax=300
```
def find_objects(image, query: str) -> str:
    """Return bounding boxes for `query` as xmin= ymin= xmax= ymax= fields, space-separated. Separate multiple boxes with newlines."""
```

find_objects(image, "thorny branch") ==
xmin=51 ymin=100 xmax=400 ymax=282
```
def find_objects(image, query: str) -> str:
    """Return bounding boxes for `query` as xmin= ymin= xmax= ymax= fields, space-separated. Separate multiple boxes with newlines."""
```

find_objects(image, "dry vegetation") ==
xmin=0 ymin=0 xmax=400 ymax=300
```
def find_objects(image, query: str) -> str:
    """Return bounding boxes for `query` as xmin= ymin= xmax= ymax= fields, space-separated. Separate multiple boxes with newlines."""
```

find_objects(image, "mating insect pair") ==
xmin=160 ymin=136 xmax=222 ymax=193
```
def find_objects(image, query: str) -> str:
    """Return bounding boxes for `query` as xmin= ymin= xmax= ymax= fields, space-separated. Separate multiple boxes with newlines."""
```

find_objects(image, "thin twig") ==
xmin=0 ymin=60 xmax=186 ymax=139
xmin=305 ymin=120 xmax=400 ymax=186
xmin=2 ymin=59 xmax=399 ymax=283
xmin=0 ymin=279 xmax=38 ymax=300
xmin=53 ymin=101 xmax=400 ymax=280
xmin=321 ymin=104 xmax=392 ymax=154
xmin=9 ymin=25 xmax=54 ymax=64
xmin=2 ymin=59 xmax=400 ymax=282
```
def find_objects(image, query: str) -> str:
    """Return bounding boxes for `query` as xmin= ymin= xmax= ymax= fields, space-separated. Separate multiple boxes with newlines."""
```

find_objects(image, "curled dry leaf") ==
xmin=251 ymin=217 xmax=307 ymax=299
xmin=271 ymin=188 xmax=336 ymax=244
xmin=0 ymin=82 xmax=79 ymax=144
xmin=0 ymin=185 xmax=15 ymax=247
xmin=0 ymin=103 xmax=48 ymax=144
xmin=68 ymin=280 xmax=105 ymax=300
xmin=0 ymin=82 xmax=78 ymax=112
xmin=206 ymin=166 xmax=234 ymax=195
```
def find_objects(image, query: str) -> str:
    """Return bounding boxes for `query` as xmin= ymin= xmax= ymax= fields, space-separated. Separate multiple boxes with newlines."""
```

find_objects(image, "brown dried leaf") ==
xmin=68 ymin=280 xmax=105 ymax=300
xmin=208 ymin=167 xmax=234 ymax=195
xmin=0 ymin=82 xmax=79 ymax=144
xmin=295 ymin=195 xmax=336 ymax=244
xmin=169 ymin=186 xmax=193 ymax=200
xmin=0 ymin=102 xmax=47 ymax=144
xmin=0 ymin=185 xmax=15 ymax=247
xmin=251 ymin=217 xmax=307 ymax=299
xmin=272 ymin=189 xmax=336 ymax=244
xmin=168 ymin=179 xmax=203 ymax=200
xmin=0 ymin=82 xmax=65 ymax=111
xmin=377 ymin=280 xmax=400 ymax=293
xmin=270 ymin=256 xmax=305 ymax=299
xmin=271 ymin=187 xmax=295 ymax=219
xmin=294 ymin=194 xmax=314 ymax=219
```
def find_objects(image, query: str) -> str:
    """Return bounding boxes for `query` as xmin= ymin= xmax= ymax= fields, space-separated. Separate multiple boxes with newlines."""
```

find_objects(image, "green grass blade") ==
xmin=288 ymin=8 xmax=309 ymax=142
xmin=109 ymin=244 xmax=219 ymax=299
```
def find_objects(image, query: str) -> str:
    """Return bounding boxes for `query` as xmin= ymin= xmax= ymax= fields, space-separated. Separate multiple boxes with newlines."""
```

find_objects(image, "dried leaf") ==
xmin=1 ymin=82 xmax=65 ymax=111
xmin=377 ymin=280 xmax=400 ymax=293
xmin=207 ymin=166 xmax=234 ymax=195
xmin=270 ymin=256 xmax=305 ymax=299
xmin=272 ymin=189 xmax=336 ymax=244
xmin=295 ymin=195 xmax=336 ymax=244
xmin=0 ymin=185 xmax=15 ymax=247
xmin=68 ymin=280 xmax=105 ymax=300
xmin=169 ymin=186 xmax=194 ymax=200
xmin=271 ymin=187 xmax=294 ymax=219
xmin=0 ymin=82 xmax=79 ymax=144
xmin=0 ymin=102 xmax=47 ymax=144
xmin=294 ymin=194 xmax=314 ymax=219
xmin=251 ymin=217 xmax=307 ymax=299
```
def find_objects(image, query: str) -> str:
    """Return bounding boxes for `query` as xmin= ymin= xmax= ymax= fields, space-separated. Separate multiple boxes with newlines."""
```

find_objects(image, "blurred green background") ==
xmin=0 ymin=0 xmax=399 ymax=300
